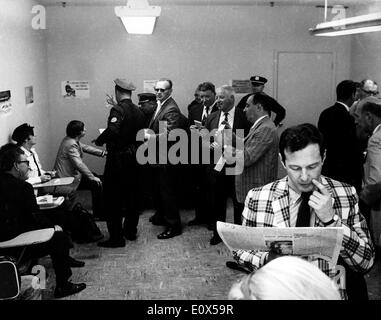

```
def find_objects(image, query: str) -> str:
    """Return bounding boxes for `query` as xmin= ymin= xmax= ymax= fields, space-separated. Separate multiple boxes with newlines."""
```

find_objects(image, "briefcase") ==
xmin=0 ymin=256 xmax=20 ymax=300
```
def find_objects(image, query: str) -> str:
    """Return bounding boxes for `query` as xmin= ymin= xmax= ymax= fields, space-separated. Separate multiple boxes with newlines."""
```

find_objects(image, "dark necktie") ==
xmin=31 ymin=151 xmax=41 ymax=176
xmin=222 ymin=112 xmax=229 ymax=128
xmin=295 ymin=192 xmax=312 ymax=227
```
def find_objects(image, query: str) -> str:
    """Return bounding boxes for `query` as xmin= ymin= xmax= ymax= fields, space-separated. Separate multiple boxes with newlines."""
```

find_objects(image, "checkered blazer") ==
xmin=233 ymin=176 xmax=375 ymax=296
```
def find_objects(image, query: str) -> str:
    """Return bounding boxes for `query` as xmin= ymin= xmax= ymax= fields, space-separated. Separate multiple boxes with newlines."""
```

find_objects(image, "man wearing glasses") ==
xmin=144 ymin=78 xmax=185 ymax=239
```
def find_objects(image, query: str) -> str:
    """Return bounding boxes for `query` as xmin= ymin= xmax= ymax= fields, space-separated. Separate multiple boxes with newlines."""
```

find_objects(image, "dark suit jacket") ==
xmin=236 ymin=92 xmax=286 ymax=126
xmin=0 ymin=173 xmax=51 ymax=241
xmin=318 ymin=102 xmax=362 ymax=191
xmin=188 ymin=103 xmax=218 ymax=126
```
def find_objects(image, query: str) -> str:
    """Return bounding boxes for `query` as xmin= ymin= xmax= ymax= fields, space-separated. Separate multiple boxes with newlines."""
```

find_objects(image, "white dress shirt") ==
xmin=20 ymin=146 xmax=45 ymax=185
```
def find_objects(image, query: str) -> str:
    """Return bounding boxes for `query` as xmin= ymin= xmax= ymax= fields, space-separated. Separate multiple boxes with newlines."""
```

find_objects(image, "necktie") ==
xmin=295 ymin=192 xmax=312 ymax=227
xmin=31 ymin=151 xmax=41 ymax=176
xmin=201 ymin=106 xmax=209 ymax=125
xmin=222 ymin=112 xmax=229 ymax=128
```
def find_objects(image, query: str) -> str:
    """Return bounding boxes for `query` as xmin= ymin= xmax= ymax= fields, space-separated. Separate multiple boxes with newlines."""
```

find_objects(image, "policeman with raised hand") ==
xmin=94 ymin=79 xmax=146 ymax=248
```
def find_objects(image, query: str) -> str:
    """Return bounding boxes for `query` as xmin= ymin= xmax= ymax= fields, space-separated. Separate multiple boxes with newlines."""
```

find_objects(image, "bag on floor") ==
xmin=69 ymin=203 xmax=103 ymax=243
xmin=0 ymin=256 xmax=20 ymax=300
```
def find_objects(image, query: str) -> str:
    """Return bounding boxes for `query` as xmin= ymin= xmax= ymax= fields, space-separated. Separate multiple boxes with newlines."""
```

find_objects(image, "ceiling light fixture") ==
xmin=309 ymin=0 xmax=381 ymax=36
xmin=115 ymin=0 xmax=161 ymax=35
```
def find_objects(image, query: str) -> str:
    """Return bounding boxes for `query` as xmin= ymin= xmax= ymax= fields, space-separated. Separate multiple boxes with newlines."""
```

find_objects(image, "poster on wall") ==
xmin=61 ymin=80 xmax=90 ymax=99
xmin=25 ymin=86 xmax=34 ymax=105
xmin=0 ymin=90 xmax=12 ymax=113
xmin=230 ymin=80 xmax=252 ymax=94
xmin=143 ymin=80 xmax=158 ymax=93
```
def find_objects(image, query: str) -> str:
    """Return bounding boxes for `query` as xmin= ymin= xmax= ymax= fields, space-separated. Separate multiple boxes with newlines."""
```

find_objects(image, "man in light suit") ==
xmin=204 ymin=85 xmax=250 ymax=245
xmin=54 ymin=120 xmax=106 ymax=215
xmin=355 ymin=97 xmax=381 ymax=248
xmin=318 ymin=80 xmax=363 ymax=192
xmin=144 ymin=78 xmax=186 ymax=239
xmin=232 ymin=123 xmax=375 ymax=300
xmin=224 ymin=93 xmax=279 ymax=205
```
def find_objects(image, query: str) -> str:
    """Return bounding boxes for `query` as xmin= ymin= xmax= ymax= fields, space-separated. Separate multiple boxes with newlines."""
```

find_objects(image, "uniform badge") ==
xmin=111 ymin=117 xmax=117 ymax=123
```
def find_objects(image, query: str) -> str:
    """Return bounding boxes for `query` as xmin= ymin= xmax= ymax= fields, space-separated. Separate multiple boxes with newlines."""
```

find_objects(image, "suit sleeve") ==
xmin=155 ymin=107 xmax=182 ymax=138
xmin=243 ymin=126 xmax=277 ymax=168
xmin=95 ymin=108 xmax=122 ymax=146
xmin=67 ymin=143 xmax=95 ymax=180
xmin=360 ymin=134 xmax=381 ymax=206
xmin=340 ymin=186 xmax=375 ymax=273
xmin=232 ymin=190 xmax=269 ymax=271
xmin=81 ymin=142 xmax=105 ymax=157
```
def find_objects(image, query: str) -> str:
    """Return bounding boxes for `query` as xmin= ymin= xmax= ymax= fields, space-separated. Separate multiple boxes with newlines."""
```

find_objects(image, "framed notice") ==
xmin=0 ymin=90 xmax=12 ymax=113
xmin=62 ymin=80 xmax=90 ymax=99
xmin=25 ymin=86 xmax=34 ymax=105
xmin=230 ymin=80 xmax=252 ymax=94
xmin=143 ymin=80 xmax=158 ymax=93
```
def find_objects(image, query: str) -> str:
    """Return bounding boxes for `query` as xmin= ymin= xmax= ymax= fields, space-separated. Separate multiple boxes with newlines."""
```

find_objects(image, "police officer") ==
xmin=236 ymin=75 xmax=286 ymax=127
xmin=137 ymin=92 xmax=157 ymax=127
xmin=94 ymin=79 xmax=146 ymax=248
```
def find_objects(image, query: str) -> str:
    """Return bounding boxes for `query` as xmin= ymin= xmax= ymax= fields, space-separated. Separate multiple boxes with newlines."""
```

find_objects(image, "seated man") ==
xmin=12 ymin=123 xmax=54 ymax=185
xmin=0 ymin=143 xmax=86 ymax=298
xmin=54 ymin=120 xmax=106 ymax=219
xmin=232 ymin=123 xmax=375 ymax=300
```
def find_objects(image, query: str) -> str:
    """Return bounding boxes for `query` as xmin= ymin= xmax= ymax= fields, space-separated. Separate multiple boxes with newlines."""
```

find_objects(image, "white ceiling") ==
xmin=36 ymin=0 xmax=379 ymax=8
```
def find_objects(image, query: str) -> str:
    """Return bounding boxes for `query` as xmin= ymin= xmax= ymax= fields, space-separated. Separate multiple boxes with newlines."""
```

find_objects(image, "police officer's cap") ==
xmin=12 ymin=123 xmax=34 ymax=144
xmin=250 ymin=76 xmax=268 ymax=85
xmin=138 ymin=93 xmax=156 ymax=105
xmin=114 ymin=78 xmax=136 ymax=91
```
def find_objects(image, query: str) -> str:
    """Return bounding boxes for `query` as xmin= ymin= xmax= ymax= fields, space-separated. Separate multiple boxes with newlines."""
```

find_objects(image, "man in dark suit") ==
xmin=188 ymin=82 xmax=219 ymax=227
xmin=144 ymin=78 xmax=184 ymax=239
xmin=94 ymin=79 xmax=146 ymax=248
xmin=0 ymin=143 xmax=86 ymax=298
xmin=236 ymin=75 xmax=286 ymax=127
xmin=318 ymin=80 xmax=363 ymax=192
xmin=204 ymin=85 xmax=250 ymax=245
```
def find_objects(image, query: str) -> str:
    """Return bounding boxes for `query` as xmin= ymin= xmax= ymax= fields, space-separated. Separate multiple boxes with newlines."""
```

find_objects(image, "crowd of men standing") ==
xmin=2 ymin=74 xmax=381 ymax=300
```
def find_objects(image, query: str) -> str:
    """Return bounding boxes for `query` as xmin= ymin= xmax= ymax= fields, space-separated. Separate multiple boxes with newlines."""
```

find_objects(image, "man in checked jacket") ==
xmin=233 ymin=123 xmax=375 ymax=300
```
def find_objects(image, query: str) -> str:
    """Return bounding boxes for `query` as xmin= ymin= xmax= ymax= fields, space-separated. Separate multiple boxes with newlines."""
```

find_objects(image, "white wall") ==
xmin=45 ymin=4 xmax=352 ymax=173
xmin=0 ymin=0 xmax=50 ymax=167
xmin=351 ymin=3 xmax=381 ymax=82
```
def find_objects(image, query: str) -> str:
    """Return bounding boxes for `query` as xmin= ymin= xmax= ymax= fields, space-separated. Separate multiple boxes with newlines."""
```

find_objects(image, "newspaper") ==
xmin=217 ymin=222 xmax=344 ymax=266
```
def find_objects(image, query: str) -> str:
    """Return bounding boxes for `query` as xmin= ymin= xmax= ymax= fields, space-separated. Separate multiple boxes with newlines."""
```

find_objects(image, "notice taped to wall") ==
xmin=62 ymin=80 xmax=90 ymax=99
xmin=0 ymin=90 xmax=12 ymax=113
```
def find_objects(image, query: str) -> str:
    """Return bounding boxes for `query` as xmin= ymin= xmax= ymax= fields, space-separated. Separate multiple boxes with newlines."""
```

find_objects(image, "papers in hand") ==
xmin=217 ymin=221 xmax=344 ymax=266
xmin=37 ymin=195 xmax=53 ymax=205
xmin=36 ymin=195 xmax=64 ymax=209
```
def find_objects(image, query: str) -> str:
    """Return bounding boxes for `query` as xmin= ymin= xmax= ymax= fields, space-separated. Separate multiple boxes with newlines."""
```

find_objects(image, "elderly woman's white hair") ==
xmin=228 ymin=256 xmax=341 ymax=300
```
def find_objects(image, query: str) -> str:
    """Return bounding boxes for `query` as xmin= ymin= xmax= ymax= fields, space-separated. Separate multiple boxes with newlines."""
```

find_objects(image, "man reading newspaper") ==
xmin=231 ymin=123 xmax=375 ymax=300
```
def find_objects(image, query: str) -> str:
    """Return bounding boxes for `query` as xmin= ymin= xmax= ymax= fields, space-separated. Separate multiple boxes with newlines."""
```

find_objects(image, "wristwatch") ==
xmin=322 ymin=214 xmax=339 ymax=226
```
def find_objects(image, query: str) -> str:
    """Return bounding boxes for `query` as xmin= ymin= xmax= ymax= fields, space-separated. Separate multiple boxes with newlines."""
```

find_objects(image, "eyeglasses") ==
xmin=16 ymin=160 xmax=30 ymax=166
xmin=154 ymin=88 xmax=168 ymax=92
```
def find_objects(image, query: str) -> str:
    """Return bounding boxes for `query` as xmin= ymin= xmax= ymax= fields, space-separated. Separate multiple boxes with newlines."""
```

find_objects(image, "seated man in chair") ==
xmin=0 ymin=143 xmax=86 ymax=298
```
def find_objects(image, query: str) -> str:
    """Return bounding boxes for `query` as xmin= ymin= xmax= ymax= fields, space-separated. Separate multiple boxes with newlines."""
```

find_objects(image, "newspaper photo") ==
xmin=217 ymin=221 xmax=344 ymax=266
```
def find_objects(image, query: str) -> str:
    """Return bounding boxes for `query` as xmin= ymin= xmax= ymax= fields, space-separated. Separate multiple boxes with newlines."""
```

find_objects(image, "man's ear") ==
xmin=322 ymin=149 xmax=326 ymax=164
xmin=279 ymin=153 xmax=286 ymax=169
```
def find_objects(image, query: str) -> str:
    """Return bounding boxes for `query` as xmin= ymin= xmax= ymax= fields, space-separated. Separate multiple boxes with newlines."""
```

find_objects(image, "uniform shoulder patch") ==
xmin=111 ymin=117 xmax=118 ymax=123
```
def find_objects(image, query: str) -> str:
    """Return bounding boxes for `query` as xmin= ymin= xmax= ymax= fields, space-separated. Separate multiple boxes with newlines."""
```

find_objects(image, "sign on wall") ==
xmin=0 ymin=90 xmax=12 ymax=113
xmin=143 ymin=80 xmax=158 ymax=93
xmin=61 ymin=80 xmax=90 ymax=99
xmin=230 ymin=80 xmax=252 ymax=94
xmin=25 ymin=86 xmax=34 ymax=105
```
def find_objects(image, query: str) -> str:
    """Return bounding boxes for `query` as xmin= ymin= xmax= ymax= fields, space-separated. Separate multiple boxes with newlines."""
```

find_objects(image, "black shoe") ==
xmin=210 ymin=234 xmax=222 ymax=245
xmin=67 ymin=256 xmax=85 ymax=268
xmin=226 ymin=261 xmax=251 ymax=274
xmin=124 ymin=232 xmax=137 ymax=241
xmin=188 ymin=218 xmax=207 ymax=226
xmin=157 ymin=227 xmax=181 ymax=240
xmin=54 ymin=282 xmax=86 ymax=298
xmin=97 ymin=239 xmax=126 ymax=248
